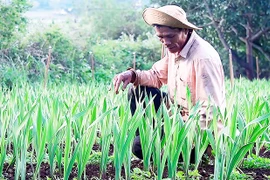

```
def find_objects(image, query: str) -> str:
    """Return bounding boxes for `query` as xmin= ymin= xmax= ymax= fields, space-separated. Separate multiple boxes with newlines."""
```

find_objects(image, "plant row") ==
xmin=0 ymin=79 xmax=269 ymax=179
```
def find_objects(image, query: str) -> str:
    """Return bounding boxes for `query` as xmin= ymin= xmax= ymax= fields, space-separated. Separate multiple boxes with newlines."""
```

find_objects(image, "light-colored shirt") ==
xmin=133 ymin=31 xmax=226 ymax=130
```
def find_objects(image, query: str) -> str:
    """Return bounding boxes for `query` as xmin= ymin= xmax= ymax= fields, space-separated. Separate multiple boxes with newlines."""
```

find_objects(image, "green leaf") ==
xmin=227 ymin=143 xmax=254 ymax=179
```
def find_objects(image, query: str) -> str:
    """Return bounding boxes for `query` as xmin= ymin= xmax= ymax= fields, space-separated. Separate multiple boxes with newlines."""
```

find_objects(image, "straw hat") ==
xmin=142 ymin=5 xmax=201 ymax=30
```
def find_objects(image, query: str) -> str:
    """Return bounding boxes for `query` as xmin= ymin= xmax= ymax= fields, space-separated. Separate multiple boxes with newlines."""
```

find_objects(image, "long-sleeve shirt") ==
xmin=133 ymin=31 xmax=226 ymax=130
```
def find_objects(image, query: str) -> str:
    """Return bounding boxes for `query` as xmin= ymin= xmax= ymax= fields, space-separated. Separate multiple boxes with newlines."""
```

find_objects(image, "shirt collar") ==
xmin=176 ymin=31 xmax=197 ymax=59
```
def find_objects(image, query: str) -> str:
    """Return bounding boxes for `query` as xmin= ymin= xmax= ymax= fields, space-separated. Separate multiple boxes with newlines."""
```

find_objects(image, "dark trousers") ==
xmin=128 ymin=86 xmax=196 ymax=162
xmin=128 ymin=86 xmax=166 ymax=159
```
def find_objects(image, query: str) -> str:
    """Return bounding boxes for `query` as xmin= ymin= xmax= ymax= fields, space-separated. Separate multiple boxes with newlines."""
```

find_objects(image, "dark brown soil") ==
xmin=2 ymin=146 xmax=270 ymax=180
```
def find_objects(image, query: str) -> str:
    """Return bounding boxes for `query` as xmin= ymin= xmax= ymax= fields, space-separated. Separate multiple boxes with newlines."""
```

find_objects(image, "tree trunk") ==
xmin=246 ymin=40 xmax=254 ymax=80
xmin=203 ymin=1 xmax=252 ymax=77
xmin=245 ymin=17 xmax=254 ymax=80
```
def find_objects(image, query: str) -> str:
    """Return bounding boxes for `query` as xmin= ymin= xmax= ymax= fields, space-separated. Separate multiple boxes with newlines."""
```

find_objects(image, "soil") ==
xmin=2 ymin=145 xmax=270 ymax=180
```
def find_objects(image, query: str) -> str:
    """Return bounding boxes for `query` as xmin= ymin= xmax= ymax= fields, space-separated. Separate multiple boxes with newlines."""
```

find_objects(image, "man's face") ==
xmin=154 ymin=26 xmax=189 ymax=54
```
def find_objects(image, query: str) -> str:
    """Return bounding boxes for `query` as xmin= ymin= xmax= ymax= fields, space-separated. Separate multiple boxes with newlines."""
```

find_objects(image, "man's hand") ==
xmin=113 ymin=70 xmax=135 ymax=94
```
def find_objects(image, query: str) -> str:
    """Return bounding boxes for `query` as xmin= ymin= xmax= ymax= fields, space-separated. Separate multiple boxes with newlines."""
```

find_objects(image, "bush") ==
xmin=23 ymin=25 xmax=93 ymax=84
xmin=90 ymin=33 xmax=161 ymax=81
xmin=0 ymin=64 xmax=27 ymax=90
xmin=0 ymin=0 xmax=31 ymax=49
xmin=76 ymin=0 xmax=151 ymax=40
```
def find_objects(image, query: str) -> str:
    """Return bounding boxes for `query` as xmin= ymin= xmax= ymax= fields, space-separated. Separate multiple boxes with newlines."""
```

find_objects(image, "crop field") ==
xmin=0 ymin=78 xmax=270 ymax=180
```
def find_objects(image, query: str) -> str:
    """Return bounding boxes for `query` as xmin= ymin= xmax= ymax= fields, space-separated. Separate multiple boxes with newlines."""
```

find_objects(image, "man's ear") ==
xmin=185 ymin=29 xmax=190 ymax=35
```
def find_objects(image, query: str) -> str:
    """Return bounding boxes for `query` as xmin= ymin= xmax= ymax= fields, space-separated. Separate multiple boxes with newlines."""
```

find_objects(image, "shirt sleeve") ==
xmin=133 ymin=55 xmax=169 ymax=88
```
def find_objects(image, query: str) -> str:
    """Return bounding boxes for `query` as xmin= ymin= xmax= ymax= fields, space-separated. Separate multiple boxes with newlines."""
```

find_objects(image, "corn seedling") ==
xmin=112 ymin=103 xmax=143 ymax=180
xmin=99 ymin=98 xmax=114 ymax=178
xmin=0 ymin=102 xmax=8 ymax=177
xmin=180 ymin=88 xmax=200 ymax=176
xmin=165 ymin=103 xmax=196 ymax=179
xmin=138 ymin=95 xmax=156 ymax=171
xmin=46 ymin=98 xmax=65 ymax=176
xmin=13 ymin=97 xmax=37 ymax=180
xmin=208 ymin=100 xmax=270 ymax=180
xmin=63 ymin=101 xmax=85 ymax=179
xmin=76 ymin=102 xmax=98 ymax=179
xmin=132 ymin=92 xmax=167 ymax=180
xmin=32 ymin=103 xmax=47 ymax=179
xmin=151 ymin=112 xmax=166 ymax=180
xmin=65 ymin=98 xmax=116 ymax=179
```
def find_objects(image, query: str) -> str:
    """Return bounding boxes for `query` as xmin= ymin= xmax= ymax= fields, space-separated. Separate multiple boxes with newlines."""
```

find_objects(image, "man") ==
xmin=113 ymin=5 xmax=226 ymax=159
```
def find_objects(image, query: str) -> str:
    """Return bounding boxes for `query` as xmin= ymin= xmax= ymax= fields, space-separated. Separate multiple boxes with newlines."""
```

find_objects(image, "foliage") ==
xmin=176 ymin=170 xmax=201 ymax=179
xmin=74 ymin=0 xmax=152 ymax=40
xmin=229 ymin=171 xmax=253 ymax=180
xmin=0 ymin=0 xmax=31 ymax=49
xmin=131 ymin=168 xmax=152 ymax=180
xmin=32 ymin=26 xmax=86 ymax=82
xmin=14 ymin=25 xmax=93 ymax=84
xmin=90 ymin=33 xmax=161 ymax=81
xmin=0 ymin=64 xmax=27 ymax=90
xmin=88 ymin=152 xmax=114 ymax=165
xmin=0 ymin=28 xmax=160 ymax=84
xmin=243 ymin=154 xmax=270 ymax=169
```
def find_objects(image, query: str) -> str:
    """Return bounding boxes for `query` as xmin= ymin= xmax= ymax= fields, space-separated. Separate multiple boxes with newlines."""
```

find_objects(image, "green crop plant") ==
xmin=46 ymin=98 xmax=65 ymax=176
xmin=131 ymin=93 xmax=168 ymax=180
xmin=151 ymin=107 xmax=166 ymax=180
xmin=207 ymin=84 xmax=270 ymax=180
xmin=164 ymin=102 xmax=198 ymax=179
xmin=63 ymin=112 xmax=75 ymax=180
xmin=112 ymin=102 xmax=144 ymax=180
xmin=62 ymin=95 xmax=116 ymax=179
xmin=137 ymin=94 xmax=157 ymax=172
xmin=76 ymin=99 xmax=98 ymax=179
xmin=99 ymin=98 xmax=113 ymax=178
xmin=62 ymin=97 xmax=114 ymax=179
xmin=0 ymin=98 xmax=8 ymax=177
xmin=193 ymin=100 xmax=213 ymax=171
xmin=194 ymin=129 xmax=210 ymax=170
xmin=32 ymin=103 xmax=47 ymax=179
xmin=181 ymin=109 xmax=200 ymax=177
xmin=13 ymin=97 xmax=37 ymax=180
xmin=0 ymin=78 xmax=269 ymax=179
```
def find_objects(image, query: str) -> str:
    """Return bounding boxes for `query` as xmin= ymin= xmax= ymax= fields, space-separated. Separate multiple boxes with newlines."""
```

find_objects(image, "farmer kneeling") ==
xmin=113 ymin=5 xmax=226 ymax=160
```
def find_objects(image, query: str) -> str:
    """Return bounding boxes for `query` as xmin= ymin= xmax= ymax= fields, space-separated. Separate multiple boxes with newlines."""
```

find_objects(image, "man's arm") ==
xmin=113 ymin=56 xmax=169 ymax=94
xmin=113 ymin=70 xmax=136 ymax=94
xmin=133 ymin=56 xmax=168 ymax=88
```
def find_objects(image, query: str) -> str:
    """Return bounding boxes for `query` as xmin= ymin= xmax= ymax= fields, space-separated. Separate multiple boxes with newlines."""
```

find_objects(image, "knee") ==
xmin=127 ymin=85 xmax=136 ymax=101
xmin=132 ymin=136 xmax=143 ymax=159
xmin=128 ymin=85 xmax=146 ymax=98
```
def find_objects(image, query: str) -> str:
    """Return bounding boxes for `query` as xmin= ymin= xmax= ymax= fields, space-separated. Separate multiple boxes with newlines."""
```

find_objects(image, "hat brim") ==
xmin=142 ymin=8 xmax=201 ymax=30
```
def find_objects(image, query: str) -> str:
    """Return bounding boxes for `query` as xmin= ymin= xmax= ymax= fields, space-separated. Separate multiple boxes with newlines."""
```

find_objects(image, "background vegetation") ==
xmin=0 ymin=0 xmax=269 ymax=88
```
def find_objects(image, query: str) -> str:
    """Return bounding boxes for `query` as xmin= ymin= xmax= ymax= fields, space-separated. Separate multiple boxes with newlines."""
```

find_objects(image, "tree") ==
xmin=73 ymin=0 xmax=151 ymax=40
xmin=0 ymin=0 xmax=31 ymax=49
xmin=150 ymin=0 xmax=270 ymax=79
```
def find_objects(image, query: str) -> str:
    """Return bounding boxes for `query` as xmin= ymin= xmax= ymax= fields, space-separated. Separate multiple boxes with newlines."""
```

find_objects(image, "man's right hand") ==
xmin=113 ymin=70 xmax=135 ymax=94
